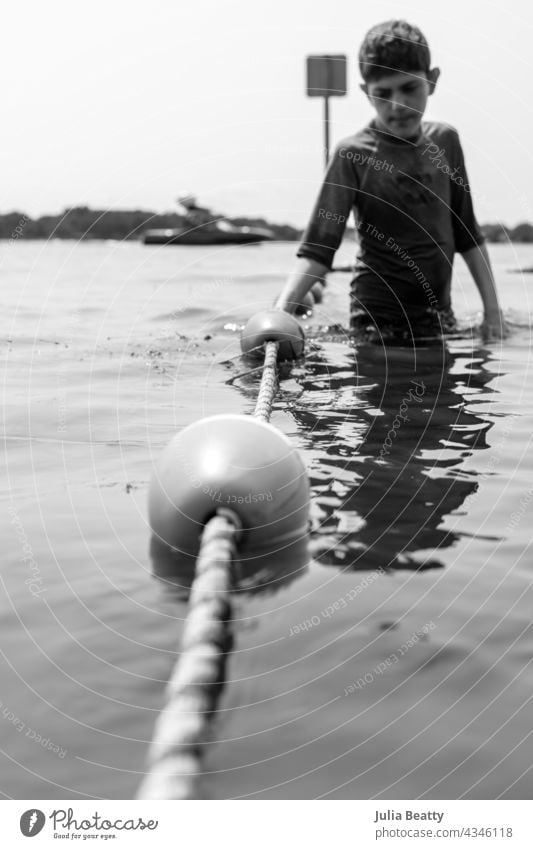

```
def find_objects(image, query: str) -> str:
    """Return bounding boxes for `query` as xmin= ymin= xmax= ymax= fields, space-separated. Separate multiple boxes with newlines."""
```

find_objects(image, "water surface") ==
xmin=2 ymin=240 xmax=533 ymax=799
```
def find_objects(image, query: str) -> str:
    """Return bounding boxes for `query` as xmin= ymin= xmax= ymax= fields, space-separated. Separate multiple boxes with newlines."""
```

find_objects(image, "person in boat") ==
xmin=276 ymin=20 xmax=507 ymax=342
xmin=176 ymin=192 xmax=216 ymax=229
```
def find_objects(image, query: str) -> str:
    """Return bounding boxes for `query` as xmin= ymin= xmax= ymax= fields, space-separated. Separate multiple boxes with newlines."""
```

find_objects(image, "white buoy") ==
xmin=149 ymin=414 xmax=310 ymax=560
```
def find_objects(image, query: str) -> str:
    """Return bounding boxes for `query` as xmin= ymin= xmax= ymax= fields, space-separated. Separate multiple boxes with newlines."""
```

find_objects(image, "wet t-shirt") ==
xmin=297 ymin=120 xmax=484 ymax=321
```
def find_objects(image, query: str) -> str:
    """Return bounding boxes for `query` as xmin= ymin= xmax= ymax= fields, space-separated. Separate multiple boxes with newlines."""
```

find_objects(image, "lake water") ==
xmin=2 ymin=239 xmax=533 ymax=799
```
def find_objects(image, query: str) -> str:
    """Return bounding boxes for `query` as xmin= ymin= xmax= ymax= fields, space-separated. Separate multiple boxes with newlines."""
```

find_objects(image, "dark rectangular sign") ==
xmin=306 ymin=55 xmax=347 ymax=97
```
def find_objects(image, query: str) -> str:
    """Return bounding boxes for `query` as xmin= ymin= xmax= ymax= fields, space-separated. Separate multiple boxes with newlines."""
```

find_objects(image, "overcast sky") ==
xmin=3 ymin=0 xmax=532 ymax=226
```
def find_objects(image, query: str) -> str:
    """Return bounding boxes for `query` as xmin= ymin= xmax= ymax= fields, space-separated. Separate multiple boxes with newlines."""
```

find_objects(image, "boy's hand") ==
xmin=275 ymin=258 xmax=329 ymax=313
xmin=481 ymin=308 xmax=509 ymax=341
xmin=240 ymin=309 xmax=305 ymax=360
xmin=462 ymin=244 xmax=508 ymax=341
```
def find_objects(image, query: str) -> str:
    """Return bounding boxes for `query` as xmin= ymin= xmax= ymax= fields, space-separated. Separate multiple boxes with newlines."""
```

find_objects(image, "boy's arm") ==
xmin=462 ymin=243 xmax=508 ymax=340
xmin=275 ymin=258 xmax=329 ymax=312
xmin=275 ymin=141 xmax=358 ymax=312
xmin=446 ymin=129 xmax=507 ymax=340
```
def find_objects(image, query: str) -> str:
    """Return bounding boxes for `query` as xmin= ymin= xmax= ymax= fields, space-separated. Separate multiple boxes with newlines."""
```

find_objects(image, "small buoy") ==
xmin=240 ymin=309 xmax=305 ymax=360
xmin=149 ymin=414 xmax=310 ymax=561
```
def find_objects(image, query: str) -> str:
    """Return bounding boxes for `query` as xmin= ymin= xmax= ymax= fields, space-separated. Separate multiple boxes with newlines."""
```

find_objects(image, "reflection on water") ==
xmin=290 ymin=337 xmax=501 ymax=571
xmin=2 ymin=240 xmax=532 ymax=800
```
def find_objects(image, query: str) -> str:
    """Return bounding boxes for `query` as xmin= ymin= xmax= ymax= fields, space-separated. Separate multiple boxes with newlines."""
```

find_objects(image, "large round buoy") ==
xmin=241 ymin=309 xmax=305 ymax=360
xmin=149 ymin=414 xmax=310 ymax=561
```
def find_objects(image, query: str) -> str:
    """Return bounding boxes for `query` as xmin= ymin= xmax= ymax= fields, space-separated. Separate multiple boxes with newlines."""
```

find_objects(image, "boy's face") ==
xmin=361 ymin=68 xmax=439 ymax=140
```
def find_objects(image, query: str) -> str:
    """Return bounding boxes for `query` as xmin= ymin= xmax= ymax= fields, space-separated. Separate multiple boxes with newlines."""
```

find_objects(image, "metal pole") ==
xmin=324 ymin=95 xmax=330 ymax=168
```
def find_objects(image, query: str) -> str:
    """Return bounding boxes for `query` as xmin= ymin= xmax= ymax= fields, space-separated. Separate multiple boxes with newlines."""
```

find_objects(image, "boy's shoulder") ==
xmin=334 ymin=124 xmax=379 ymax=154
xmin=422 ymin=120 xmax=462 ymax=146
xmin=333 ymin=121 xmax=464 ymax=155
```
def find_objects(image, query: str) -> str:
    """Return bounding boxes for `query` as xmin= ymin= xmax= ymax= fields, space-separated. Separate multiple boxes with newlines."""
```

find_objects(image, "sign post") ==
xmin=306 ymin=55 xmax=347 ymax=169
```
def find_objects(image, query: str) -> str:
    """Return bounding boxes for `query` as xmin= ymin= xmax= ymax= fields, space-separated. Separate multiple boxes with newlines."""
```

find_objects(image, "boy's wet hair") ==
xmin=359 ymin=20 xmax=431 ymax=82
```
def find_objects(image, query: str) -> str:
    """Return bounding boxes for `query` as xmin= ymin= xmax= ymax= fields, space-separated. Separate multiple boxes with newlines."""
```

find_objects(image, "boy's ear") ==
xmin=427 ymin=67 xmax=440 ymax=95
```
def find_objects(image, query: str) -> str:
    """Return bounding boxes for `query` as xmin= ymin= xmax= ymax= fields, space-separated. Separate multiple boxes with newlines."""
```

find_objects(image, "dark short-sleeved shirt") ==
xmin=297 ymin=120 xmax=484 ymax=320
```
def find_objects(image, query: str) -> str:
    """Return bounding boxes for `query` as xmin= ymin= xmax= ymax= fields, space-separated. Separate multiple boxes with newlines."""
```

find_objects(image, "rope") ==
xmin=137 ymin=509 xmax=241 ymax=799
xmin=253 ymin=340 xmax=279 ymax=422
xmin=139 ymin=339 xmax=280 ymax=798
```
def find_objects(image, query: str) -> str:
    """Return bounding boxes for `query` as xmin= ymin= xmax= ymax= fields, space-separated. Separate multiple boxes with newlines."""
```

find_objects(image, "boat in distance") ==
xmin=143 ymin=221 xmax=275 ymax=246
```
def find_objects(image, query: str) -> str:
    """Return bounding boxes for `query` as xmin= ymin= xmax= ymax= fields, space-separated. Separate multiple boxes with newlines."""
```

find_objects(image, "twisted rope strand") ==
xmin=137 ymin=509 xmax=241 ymax=799
xmin=139 ymin=340 xmax=281 ymax=798
xmin=253 ymin=340 xmax=279 ymax=422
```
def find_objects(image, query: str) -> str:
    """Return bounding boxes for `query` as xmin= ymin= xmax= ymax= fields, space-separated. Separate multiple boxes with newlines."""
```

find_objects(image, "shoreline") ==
xmin=1 ymin=208 xmax=533 ymax=244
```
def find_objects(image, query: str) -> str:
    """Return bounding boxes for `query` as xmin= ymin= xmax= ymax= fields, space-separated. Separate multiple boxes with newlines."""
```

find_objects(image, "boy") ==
xmin=276 ymin=20 xmax=507 ymax=342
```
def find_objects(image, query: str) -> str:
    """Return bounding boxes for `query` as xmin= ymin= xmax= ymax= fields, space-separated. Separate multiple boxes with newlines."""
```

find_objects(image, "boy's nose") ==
xmin=390 ymin=97 xmax=408 ymax=113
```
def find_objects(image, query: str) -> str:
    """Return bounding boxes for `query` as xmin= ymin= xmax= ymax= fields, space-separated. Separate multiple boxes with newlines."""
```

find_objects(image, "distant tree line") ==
xmin=1 ymin=208 xmax=533 ymax=243
xmin=0 ymin=207 xmax=301 ymax=242
xmin=480 ymin=222 xmax=533 ymax=243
